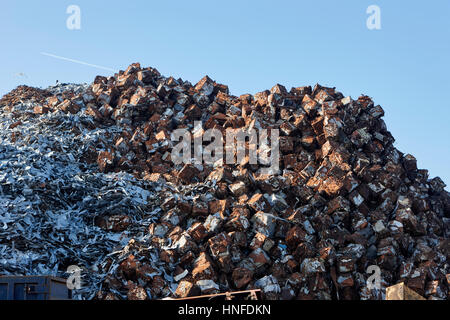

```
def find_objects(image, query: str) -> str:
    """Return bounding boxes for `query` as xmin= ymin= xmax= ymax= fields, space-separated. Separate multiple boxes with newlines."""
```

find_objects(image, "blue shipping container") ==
xmin=0 ymin=276 xmax=72 ymax=300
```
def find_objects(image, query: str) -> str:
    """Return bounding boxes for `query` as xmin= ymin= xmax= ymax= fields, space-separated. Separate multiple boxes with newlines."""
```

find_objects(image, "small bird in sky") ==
xmin=14 ymin=72 xmax=28 ymax=78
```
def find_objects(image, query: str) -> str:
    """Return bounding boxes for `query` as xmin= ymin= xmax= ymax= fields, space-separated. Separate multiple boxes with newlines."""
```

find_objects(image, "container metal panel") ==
xmin=0 ymin=276 xmax=71 ymax=300
xmin=0 ymin=284 xmax=7 ymax=300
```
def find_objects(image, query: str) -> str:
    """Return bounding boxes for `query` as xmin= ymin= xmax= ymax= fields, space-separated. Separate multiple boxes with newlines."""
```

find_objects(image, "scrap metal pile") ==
xmin=0 ymin=63 xmax=448 ymax=300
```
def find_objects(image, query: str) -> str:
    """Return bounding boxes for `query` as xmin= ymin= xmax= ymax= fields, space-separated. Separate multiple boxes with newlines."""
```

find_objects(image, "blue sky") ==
xmin=1 ymin=0 xmax=449 ymax=185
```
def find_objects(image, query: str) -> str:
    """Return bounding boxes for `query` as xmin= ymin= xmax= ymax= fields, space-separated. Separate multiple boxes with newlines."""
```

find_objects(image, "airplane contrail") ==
xmin=40 ymin=52 xmax=115 ymax=72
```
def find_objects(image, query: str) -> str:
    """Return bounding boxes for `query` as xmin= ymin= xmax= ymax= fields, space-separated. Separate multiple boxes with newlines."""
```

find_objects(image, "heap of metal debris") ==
xmin=0 ymin=63 xmax=448 ymax=300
